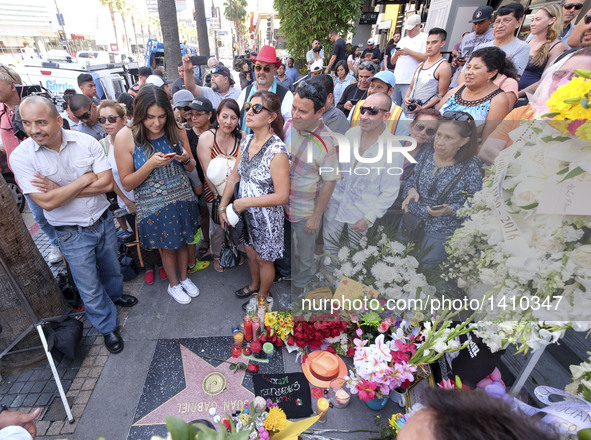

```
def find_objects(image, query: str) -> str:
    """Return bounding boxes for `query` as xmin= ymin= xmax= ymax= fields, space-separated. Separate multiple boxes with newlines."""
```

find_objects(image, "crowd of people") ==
xmin=1 ymin=0 xmax=590 ymax=369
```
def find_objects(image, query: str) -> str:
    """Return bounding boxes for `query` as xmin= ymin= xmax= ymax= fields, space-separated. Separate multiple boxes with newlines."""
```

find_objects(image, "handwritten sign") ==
xmin=253 ymin=373 xmax=312 ymax=418
xmin=537 ymin=182 xmax=591 ymax=216
xmin=333 ymin=276 xmax=379 ymax=303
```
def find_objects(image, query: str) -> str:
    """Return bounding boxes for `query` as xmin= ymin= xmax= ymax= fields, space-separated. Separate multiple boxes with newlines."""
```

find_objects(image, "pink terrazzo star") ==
xmin=134 ymin=344 xmax=254 ymax=426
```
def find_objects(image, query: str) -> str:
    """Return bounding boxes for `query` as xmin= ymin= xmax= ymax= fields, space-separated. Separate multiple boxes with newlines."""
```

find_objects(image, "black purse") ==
xmin=401 ymin=157 xmax=471 ymax=243
xmin=211 ymin=195 xmax=222 ymax=225
xmin=220 ymin=226 xmax=240 ymax=268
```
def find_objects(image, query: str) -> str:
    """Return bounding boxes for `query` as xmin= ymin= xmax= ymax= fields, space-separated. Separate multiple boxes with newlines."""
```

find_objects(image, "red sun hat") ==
xmin=251 ymin=45 xmax=282 ymax=68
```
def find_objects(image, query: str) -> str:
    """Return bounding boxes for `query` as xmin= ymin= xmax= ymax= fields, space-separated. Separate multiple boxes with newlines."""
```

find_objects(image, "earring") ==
xmin=269 ymin=123 xmax=274 ymax=134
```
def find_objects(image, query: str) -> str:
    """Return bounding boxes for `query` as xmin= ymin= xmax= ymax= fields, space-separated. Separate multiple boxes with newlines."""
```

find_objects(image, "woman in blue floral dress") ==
xmin=219 ymin=91 xmax=290 ymax=305
xmin=115 ymin=86 xmax=201 ymax=305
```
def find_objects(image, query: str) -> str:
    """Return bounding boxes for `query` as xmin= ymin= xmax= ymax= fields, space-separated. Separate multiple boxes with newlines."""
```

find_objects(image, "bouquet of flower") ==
xmin=347 ymin=330 xmax=418 ymax=401
xmin=264 ymin=311 xmax=294 ymax=341
xmin=332 ymin=229 xmax=436 ymax=302
xmin=565 ymin=352 xmax=591 ymax=402
xmin=287 ymin=319 xmax=350 ymax=351
xmin=443 ymin=70 xmax=591 ymax=353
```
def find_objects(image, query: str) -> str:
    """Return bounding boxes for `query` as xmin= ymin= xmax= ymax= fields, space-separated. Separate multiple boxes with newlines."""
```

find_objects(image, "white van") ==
xmin=17 ymin=59 xmax=139 ymax=100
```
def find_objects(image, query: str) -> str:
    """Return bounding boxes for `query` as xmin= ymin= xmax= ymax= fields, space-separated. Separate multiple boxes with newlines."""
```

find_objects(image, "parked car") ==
xmin=0 ymin=149 xmax=25 ymax=212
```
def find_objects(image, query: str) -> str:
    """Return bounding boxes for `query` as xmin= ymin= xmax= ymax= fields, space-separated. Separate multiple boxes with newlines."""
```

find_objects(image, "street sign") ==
xmin=218 ymin=31 xmax=228 ymax=36
xmin=209 ymin=21 xmax=220 ymax=30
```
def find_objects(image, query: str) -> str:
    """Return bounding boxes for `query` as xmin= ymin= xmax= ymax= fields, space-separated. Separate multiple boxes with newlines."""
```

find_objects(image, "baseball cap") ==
xmin=310 ymin=59 xmax=323 ymax=72
xmin=469 ymin=6 xmax=494 ymax=23
xmin=188 ymin=98 xmax=214 ymax=113
xmin=145 ymin=75 xmax=173 ymax=87
xmin=367 ymin=70 xmax=396 ymax=88
xmin=173 ymin=90 xmax=195 ymax=108
xmin=367 ymin=38 xmax=375 ymax=45
xmin=210 ymin=65 xmax=235 ymax=85
xmin=138 ymin=66 xmax=152 ymax=77
xmin=404 ymin=14 xmax=422 ymax=31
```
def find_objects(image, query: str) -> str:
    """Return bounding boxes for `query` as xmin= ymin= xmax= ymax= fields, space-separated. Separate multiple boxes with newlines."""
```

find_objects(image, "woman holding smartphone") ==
xmin=115 ymin=86 xmax=201 ymax=305
xmin=401 ymin=111 xmax=483 ymax=265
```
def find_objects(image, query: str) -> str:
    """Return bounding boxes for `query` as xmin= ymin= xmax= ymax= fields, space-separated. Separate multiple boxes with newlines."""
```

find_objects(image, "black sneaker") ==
xmin=273 ymin=274 xmax=292 ymax=283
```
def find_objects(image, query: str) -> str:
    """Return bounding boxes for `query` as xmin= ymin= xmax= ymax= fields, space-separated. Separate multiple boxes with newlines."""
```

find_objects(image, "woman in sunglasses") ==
xmin=401 ymin=111 xmax=483 ymax=265
xmin=438 ymin=47 xmax=513 ymax=142
xmin=197 ymin=99 xmax=245 ymax=273
xmin=115 ymin=86 xmax=201 ymax=305
xmin=218 ymin=91 xmax=290 ymax=306
xmin=391 ymin=108 xmax=441 ymax=212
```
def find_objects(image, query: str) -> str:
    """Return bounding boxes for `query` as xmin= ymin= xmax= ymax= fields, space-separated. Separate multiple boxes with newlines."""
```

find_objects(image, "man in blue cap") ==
xmin=348 ymin=70 xmax=404 ymax=135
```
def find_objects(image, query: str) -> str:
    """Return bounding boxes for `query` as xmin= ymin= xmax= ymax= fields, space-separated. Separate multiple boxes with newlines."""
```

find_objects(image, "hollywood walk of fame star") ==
xmin=134 ymin=344 xmax=254 ymax=425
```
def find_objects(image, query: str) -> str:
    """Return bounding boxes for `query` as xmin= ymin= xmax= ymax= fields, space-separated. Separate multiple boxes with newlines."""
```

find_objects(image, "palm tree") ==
xmin=0 ymin=175 xmax=68 ymax=373
xmin=114 ymin=0 xmax=132 ymax=55
xmin=99 ymin=0 xmax=119 ymax=50
xmin=157 ymin=0 xmax=182 ymax=80
xmin=194 ymin=0 xmax=211 ymax=61
xmin=223 ymin=0 xmax=248 ymax=52
xmin=128 ymin=5 xmax=140 ymax=56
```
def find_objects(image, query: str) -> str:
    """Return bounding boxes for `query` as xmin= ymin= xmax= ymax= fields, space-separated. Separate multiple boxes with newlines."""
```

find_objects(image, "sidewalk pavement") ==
xmin=5 ymin=225 xmax=398 ymax=439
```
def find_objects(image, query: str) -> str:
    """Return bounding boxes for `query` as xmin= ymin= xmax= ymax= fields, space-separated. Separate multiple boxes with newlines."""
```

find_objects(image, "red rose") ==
xmin=250 ymin=340 xmax=262 ymax=353
xmin=260 ymin=334 xmax=268 ymax=343
xmin=222 ymin=417 xmax=232 ymax=431
xmin=276 ymin=338 xmax=284 ymax=347
xmin=271 ymin=335 xmax=277 ymax=344
xmin=326 ymin=346 xmax=337 ymax=354
xmin=296 ymin=338 xmax=306 ymax=348
xmin=309 ymin=339 xmax=322 ymax=349
xmin=346 ymin=346 xmax=355 ymax=357
xmin=247 ymin=363 xmax=259 ymax=373
xmin=287 ymin=336 xmax=295 ymax=346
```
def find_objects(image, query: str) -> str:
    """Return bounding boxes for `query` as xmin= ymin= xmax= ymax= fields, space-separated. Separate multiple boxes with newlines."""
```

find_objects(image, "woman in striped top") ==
xmin=197 ymin=99 xmax=244 ymax=272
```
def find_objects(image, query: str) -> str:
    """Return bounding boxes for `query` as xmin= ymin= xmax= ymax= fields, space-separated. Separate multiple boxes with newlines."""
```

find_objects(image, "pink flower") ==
xmin=355 ymin=379 xmax=378 ymax=401
xmin=377 ymin=321 xmax=391 ymax=333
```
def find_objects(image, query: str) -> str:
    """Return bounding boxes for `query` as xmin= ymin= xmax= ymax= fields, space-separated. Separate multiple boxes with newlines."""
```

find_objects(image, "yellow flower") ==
xmin=264 ymin=407 xmax=287 ymax=432
xmin=546 ymin=76 xmax=591 ymax=119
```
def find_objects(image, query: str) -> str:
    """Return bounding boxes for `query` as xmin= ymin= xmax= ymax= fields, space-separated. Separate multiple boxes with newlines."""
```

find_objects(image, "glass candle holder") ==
xmin=243 ymin=343 xmax=252 ymax=357
xmin=232 ymin=343 xmax=242 ymax=358
xmin=329 ymin=378 xmax=351 ymax=408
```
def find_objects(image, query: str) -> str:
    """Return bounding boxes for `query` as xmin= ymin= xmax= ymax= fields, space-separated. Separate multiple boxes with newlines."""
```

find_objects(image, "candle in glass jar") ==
xmin=243 ymin=344 xmax=252 ymax=356
xmin=335 ymin=389 xmax=350 ymax=406
xmin=316 ymin=398 xmax=329 ymax=423
xmin=244 ymin=316 xmax=253 ymax=341
xmin=232 ymin=343 xmax=242 ymax=358
xmin=233 ymin=332 xmax=244 ymax=344
xmin=252 ymin=317 xmax=261 ymax=339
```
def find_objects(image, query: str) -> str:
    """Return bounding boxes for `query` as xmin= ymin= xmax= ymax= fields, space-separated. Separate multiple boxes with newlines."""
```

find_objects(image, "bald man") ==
xmin=9 ymin=96 xmax=137 ymax=354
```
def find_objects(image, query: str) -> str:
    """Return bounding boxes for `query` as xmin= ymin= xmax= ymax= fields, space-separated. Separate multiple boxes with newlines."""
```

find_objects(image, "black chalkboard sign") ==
xmin=253 ymin=372 xmax=312 ymax=419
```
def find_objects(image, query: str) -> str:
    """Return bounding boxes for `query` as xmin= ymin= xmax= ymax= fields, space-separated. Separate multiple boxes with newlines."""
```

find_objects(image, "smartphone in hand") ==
xmin=430 ymin=204 xmax=446 ymax=210
xmin=162 ymin=153 xmax=176 ymax=158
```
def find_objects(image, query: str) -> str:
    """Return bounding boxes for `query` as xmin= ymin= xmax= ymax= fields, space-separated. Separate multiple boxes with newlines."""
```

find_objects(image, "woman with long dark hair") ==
xmin=115 ymin=86 xmax=201 ymax=305
xmin=219 ymin=91 xmax=290 ymax=306
xmin=197 ymin=98 xmax=244 ymax=273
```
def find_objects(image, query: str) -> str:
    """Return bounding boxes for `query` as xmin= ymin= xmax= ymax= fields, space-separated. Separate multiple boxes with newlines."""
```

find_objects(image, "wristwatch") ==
xmin=0 ymin=404 xmax=8 ymax=415
xmin=182 ymin=158 xmax=191 ymax=165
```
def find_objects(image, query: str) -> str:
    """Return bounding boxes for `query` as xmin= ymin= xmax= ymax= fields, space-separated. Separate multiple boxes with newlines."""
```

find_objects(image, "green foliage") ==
xmin=274 ymin=0 xmax=363 ymax=60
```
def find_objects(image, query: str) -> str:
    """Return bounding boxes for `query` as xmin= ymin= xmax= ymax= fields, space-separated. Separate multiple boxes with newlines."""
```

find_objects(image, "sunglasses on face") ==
xmin=564 ymin=3 xmax=584 ymax=10
xmin=552 ymin=70 xmax=576 ymax=82
xmin=77 ymin=105 xmax=93 ymax=121
xmin=254 ymin=64 xmax=273 ymax=73
xmin=359 ymin=106 xmax=389 ymax=116
xmin=176 ymin=106 xmax=193 ymax=112
xmin=442 ymin=111 xmax=473 ymax=121
xmin=585 ymin=13 xmax=591 ymax=24
xmin=413 ymin=123 xmax=436 ymax=136
xmin=244 ymin=102 xmax=271 ymax=114
xmin=98 ymin=116 xmax=120 ymax=124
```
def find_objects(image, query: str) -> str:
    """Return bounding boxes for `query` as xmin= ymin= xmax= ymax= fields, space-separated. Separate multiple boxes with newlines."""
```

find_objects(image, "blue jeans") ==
xmin=25 ymin=195 xmax=58 ymax=247
xmin=56 ymin=211 xmax=122 ymax=334
xmin=291 ymin=220 xmax=319 ymax=288
xmin=392 ymin=84 xmax=410 ymax=107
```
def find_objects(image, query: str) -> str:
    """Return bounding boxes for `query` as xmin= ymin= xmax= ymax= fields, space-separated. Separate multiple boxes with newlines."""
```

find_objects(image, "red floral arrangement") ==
xmin=286 ymin=320 xmax=349 ymax=349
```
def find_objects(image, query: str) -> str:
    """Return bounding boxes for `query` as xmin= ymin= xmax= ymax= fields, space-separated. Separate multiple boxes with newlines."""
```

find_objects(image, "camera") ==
xmin=407 ymin=98 xmax=423 ymax=112
xmin=233 ymin=54 xmax=253 ymax=72
xmin=312 ymin=45 xmax=323 ymax=53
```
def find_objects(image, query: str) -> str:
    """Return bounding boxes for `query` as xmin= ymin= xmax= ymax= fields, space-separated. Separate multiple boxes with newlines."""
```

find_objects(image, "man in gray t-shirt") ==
xmin=69 ymin=94 xmax=106 ymax=141
xmin=181 ymin=56 xmax=241 ymax=110
xmin=471 ymin=3 xmax=531 ymax=77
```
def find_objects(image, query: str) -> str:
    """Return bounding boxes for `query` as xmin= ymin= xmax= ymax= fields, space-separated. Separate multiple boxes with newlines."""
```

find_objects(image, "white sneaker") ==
xmin=48 ymin=246 xmax=63 ymax=264
xmin=179 ymin=278 xmax=200 ymax=298
xmin=167 ymin=284 xmax=192 ymax=304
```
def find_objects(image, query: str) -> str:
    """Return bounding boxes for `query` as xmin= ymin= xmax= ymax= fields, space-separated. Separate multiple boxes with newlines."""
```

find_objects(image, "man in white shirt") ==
xmin=323 ymin=92 xmax=403 ymax=257
xmin=391 ymin=14 xmax=428 ymax=106
xmin=10 ymin=96 xmax=137 ymax=355
xmin=306 ymin=39 xmax=325 ymax=73
xmin=237 ymin=45 xmax=294 ymax=132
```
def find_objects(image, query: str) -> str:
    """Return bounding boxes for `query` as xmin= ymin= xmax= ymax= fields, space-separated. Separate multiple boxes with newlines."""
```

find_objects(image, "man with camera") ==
xmin=403 ymin=28 xmax=451 ymax=116
xmin=0 ymin=65 xmax=63 ymax=264
xmin=182 ymin=55 xmax=241 ymax=110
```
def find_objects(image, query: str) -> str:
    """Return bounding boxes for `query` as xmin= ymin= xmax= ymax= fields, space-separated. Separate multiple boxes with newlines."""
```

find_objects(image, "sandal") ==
xmin=238 ymin=254 xmax=246 ymax=266
xmin=235 ymin=285 xmax=259 ymax=299
xmin=213 ymin=257 xmax=224 ymax=273
xmin=198 ymin=241 xmax=212 ymax=261
xmin=188 ymin=259 xmax=211 ymax=273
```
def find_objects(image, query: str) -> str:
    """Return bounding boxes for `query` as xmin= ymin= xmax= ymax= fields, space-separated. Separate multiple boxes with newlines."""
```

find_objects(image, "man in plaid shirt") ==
xmin=284 ymin=81 xmax=340 ymax=295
